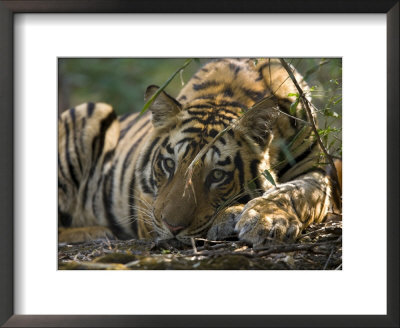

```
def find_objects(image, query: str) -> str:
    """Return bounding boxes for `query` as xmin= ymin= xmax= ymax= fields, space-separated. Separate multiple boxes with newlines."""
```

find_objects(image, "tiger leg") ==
xmin=58 ymin=226 xmax=114 ymax=244
xmin=235 ymin=171 xmax=332 ymax=247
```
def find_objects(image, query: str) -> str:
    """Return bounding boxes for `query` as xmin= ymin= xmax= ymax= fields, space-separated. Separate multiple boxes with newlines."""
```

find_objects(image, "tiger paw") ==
xmin=207 ymin=205 xmax=244 ymax=241
xmin=235 ymin=196 xmax=302 ymax=248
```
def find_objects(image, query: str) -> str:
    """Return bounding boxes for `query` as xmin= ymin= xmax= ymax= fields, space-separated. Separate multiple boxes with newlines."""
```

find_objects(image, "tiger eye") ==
xmin=211 ymin=169 xmax=225 ymax=182
xmin=164 ymin=158 xmax=175 ymax=170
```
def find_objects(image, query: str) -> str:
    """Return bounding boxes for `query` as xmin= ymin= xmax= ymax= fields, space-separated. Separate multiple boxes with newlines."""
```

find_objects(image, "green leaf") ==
xmin=290 ymin=98 xmax=299 ymax=115
xmin=262 ymin=169 xmax=277 ymax=187
xmin=253 ymin=59 xmax=258 ymax=66
xmin=333 ymin=98 xmax=342 ymax=105
xmin=287 ymin=92 xmax=299 ymax=97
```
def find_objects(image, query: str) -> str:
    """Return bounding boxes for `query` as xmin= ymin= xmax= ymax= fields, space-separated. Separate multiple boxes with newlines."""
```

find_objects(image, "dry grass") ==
xmin=58 ymin=213 xmax=341 ymax=270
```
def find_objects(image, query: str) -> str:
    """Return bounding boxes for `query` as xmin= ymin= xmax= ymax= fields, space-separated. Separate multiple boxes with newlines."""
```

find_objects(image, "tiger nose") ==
xmin=163 ymin=219 xmax=187 ymax=235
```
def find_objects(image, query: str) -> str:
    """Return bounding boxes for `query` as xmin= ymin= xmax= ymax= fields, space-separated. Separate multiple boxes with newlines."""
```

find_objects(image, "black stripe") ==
xmin=165 ymin=144 xmax=174 ymax=155
xmin=161 ymin=136 xmax=170 ymax=148
xmin=182 ymin=143 xmax=192 ymax=158
xmin=64 ymin=120 xmax=80 ymax=189
xmin=192 ymin=80 xmax=220 ymax=91
xmin=119 ymin=112 xmax=134 ymax=123
xmin=223 ymin=87 xmax=234 ymax=97
xmin=80 ymin=117 xmax=86 ymax=152
xmin=217 ymin=101 xmax=247 ymax=111
xmin=140 ymin=137 xmax=160 ymax=171
xmin=87 ymin=102 xmax=95 ymax=117
xmin=119 ymin=117 xmax=149 ymax=140
xmin=119 ymin=132 xmax=148 ymax=193
xmin=182 ymin=113 xmax=233 ymax=126
xmin=217 ymin=156 xmax=231 ymax=166
xmin=150 ymin=148 xmax=160 ymax=186
xmin=139 ymin=137 xmax=160 ymax=194
xmin=255 ymin=62 xmax=269 ymax=81
xmin=91 ymin=111 xmax=117 ymax=165
xmin=219 ymin=137 xmax=226 ymax=145
xmin=176 ymin=137 xmax=194 ymax=150
xmin=103 ymin=167 xmax=125 ymax=238
xmin=69 ymin=107 xmax=83 ymax=173
xmin=58 ymin=207 xmax=72 ymax=227
xmin=241 ymin=87 xmax=265 ymax=102
xmin=211 ymin=145 xmax=221 ymax=157
xmin=58 ymin=154 xmax=68 ymax=180
xmin=58 ymin=180 xmax=67 ymax=194
xmin=209 ymin=129 xmax=218 ymax=138
xmin=187 ymin=102 xmax=245 ymax=112
xmin=183 ymin=127 xmax=203 ymax=134
xmin=234 ymin=151 xmax=245 ymax=188
xmin=102 ymin=149 xmax=115 ymax=167
xmin=140 ymin=177 xmax=153 ymax=194
xmin=196 ymin=93 xmax=218 ymax=100
xmin=82 ymin=112 xmax=117 ymax=208
xmin=237 ymin=194 xmax=251 ymax=204
xmin=228 ymin=63 xmax=242 ymax=76
xmin=178 ymin=95 xmax=187 ymax=101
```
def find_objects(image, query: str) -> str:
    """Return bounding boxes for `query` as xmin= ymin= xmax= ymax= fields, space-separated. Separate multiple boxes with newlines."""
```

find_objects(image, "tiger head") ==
xmin=137 ymin=78 xmax=279 ymax=244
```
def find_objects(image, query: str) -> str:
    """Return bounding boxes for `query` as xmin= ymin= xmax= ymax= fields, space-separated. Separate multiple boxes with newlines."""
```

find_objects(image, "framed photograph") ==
xmin=0 ymin=1 xmax=398 ymax=327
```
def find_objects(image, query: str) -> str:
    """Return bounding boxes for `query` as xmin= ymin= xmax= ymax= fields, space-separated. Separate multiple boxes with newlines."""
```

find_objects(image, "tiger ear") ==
xmin=234 ymin=97 xmax=279 ymax=147
xmin=145 ymin=85 xmax=182 ymax=128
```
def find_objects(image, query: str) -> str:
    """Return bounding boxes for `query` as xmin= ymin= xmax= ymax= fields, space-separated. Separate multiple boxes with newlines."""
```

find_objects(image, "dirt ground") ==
xmin=58 ymin=214 xmax=342 ymax=270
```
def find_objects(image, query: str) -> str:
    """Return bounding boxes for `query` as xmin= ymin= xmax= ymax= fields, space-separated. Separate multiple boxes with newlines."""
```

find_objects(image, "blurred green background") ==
xmin=58 ymin=58 xmax=342 ymax=156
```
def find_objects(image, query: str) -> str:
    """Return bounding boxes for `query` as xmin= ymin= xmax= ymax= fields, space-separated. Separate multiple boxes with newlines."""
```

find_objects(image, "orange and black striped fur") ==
xmin=58 ymin=59 xmax=339 ymax=246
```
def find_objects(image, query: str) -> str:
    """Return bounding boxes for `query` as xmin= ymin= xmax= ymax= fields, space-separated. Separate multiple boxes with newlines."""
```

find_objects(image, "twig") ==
xmin=182 ymin=239 xmax=341 ymax=258
xmin=279 ymin=58 xmax=342 ymax=196
xmin=323 ymin=247 xmax=335 ymax=270
xmin=193 ymin=238 xmax=240 ymax=245
xmin=190 ymin=237 xmax=198 ymax=254
xmin=274 ymin=107 xmax=311 ymax=126
xmin=254 ymin=239 xmax=341 ymax=257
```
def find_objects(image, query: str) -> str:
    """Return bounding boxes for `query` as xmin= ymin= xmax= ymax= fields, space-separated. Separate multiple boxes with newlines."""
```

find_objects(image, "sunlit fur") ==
xmin=58 ymin=59 xmax=337 ymax=245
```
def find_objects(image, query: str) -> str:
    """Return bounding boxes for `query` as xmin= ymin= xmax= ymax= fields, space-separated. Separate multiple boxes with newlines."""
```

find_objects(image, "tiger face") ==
xmin=138 ymin=80 xmax=278 ymax=244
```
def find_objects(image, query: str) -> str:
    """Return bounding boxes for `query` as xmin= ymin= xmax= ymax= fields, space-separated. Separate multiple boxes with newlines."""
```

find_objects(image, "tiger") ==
xmin=58 ymin=58 xmax=341 ymax=248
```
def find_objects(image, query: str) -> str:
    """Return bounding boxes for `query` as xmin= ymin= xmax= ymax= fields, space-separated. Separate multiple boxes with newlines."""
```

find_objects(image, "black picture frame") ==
xmin=0 ymin=1 xmax=398 ymax=327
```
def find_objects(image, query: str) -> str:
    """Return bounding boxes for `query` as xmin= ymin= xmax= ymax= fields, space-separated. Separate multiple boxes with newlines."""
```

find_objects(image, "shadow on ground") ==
xmin=58 ymin=214 xmax=342 ymax=270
